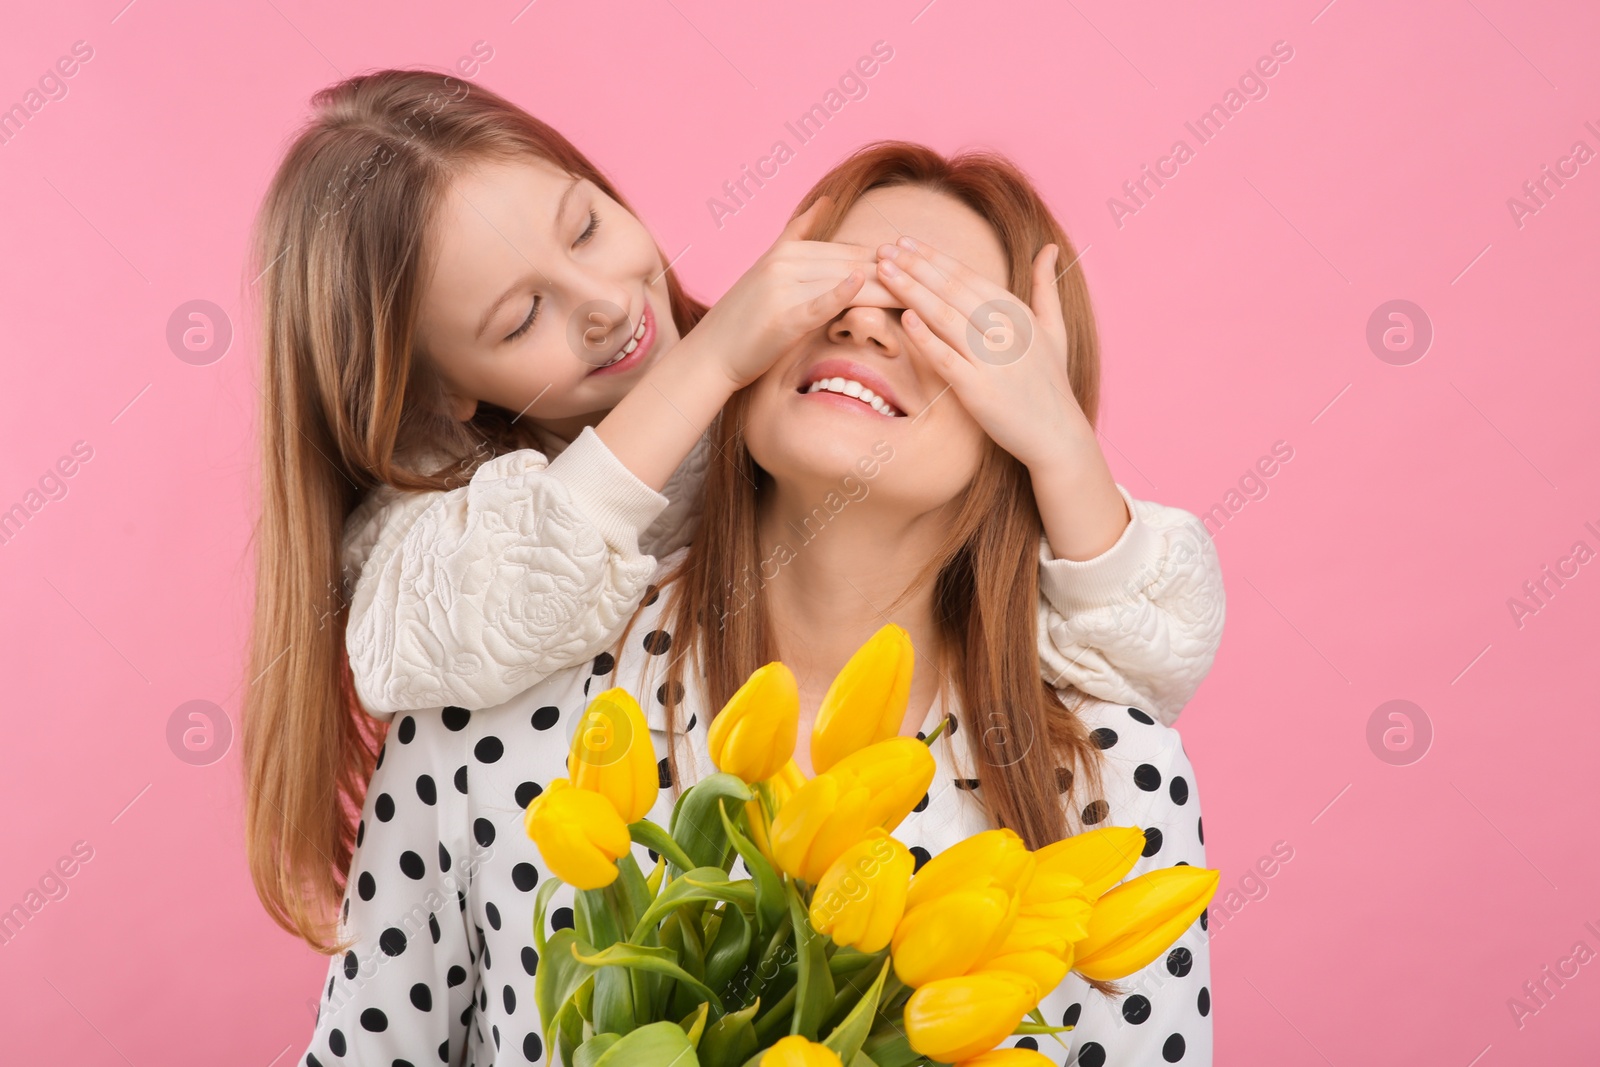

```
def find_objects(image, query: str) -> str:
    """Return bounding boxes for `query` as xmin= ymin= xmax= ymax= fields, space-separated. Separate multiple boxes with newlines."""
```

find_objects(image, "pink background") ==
xmin=1 ymin=0 xmax=1596 ymax=1061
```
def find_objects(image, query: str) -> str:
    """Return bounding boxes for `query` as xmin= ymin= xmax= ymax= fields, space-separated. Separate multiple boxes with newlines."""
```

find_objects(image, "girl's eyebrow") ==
xmin=473 ymin=176 xmax=584 ymax=339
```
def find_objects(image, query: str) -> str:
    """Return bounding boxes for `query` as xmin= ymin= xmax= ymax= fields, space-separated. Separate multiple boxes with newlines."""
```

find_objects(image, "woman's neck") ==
xmin=756 ymin=486 xmax=953 ymax=773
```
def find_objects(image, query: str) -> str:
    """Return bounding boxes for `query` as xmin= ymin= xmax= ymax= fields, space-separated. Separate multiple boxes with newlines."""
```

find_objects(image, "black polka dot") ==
xmin=493 ymin=1025 xmax=501 ymax=1049
xmin=486 ymin=902 xmax=502 ymax=930
xmin=375 ymin=793 xmax=395 ymax=822
xmin=360 ymin=1007 xmax=388 ymax=1032
xmin=355 ymin=820 xmax=365 ymax=848
xmin=512 ymin=863 xmax=539 ymax=891
xmin=409 ymin=983 xmax=432 ymax=1011
xmin=307 ymin=1053 xmax=323 ymax=1067
xmin=1170 ymin=776 xmax=1189 ymax=805
xmin=944 ymin=712 xmax=959 ymax=736
xmin=912 ymin=792 xmax=929 ymax=813
xmin=515 ymin=781 xmax=543 ymax=808
xmin=454 ymin=765 xmax=468 ymax=793
xmin=447 ymin=964 xmax=467 ymax=987
xmin=642 ymin=629 xmax=672 ymax=655
xmin=642 ymin=584 xmax=660 ymax=606
xmin=415 ymin=774 xmax=436 ymax=805
xmin=954 ymin=777 xmax=980 ymax=791
xmin=357 ymin=871 xmax=375 ymax=901
xmin=374 ymin=744 xmax=385 ymax=770
xmin=1082 ymin=799 xmax=1109 ymax=824
xmin=1062 ymin=1002 xmax=1081 ymax=1027
xmin=1127 ymin=707 xmax=1155 ymax=725
xmin=1200 ymin=908 xmax=1209 ymax=931
xmin=1013 ymin=1037 xmax=1038 ymax=1050
xmin=522 ymin=945 xmax=539 ymax=976
xmin=328 ymin=1029 xmax=346 ymax=1056
xmin=647 ymin=848 xmax=659 ymax=863
xmin=475 ymin=736 xmax=504 ymax=763
xmin=1198 ymin=987 xmax=1210 ymax=1016
xmin=909 ymin=846 xmax=931 ymax=873
xmin=442 ymin=707 xmax=471 ymax=731
xmin=656 ymin=680 xmax=685 ymax=706
xmin=342 ymin=951 xmax=357 ymax=980
xmin=475 ymin=818 xmax=496 ymax=847
xmin=1134 ymin=764 xmax=1162 ymax=791
xmin=686 ymin=713 xmax=698 ymax=732
xmin=523 ymin=1031 xmax=543 ymax=1061
xmin=429 ymin=913 xmax=441 ymax=943
xmin=1090 ymin=727 xmax=1118 ymax=750
xmin=1167 ymin=946 xmax=1193 ymax=977
xmin=400 ymin=851 xmax=426 ymax=879
xmin=1142 ymin=827 xmax=1164 ymax=858
xmin=342 ymin=897 xmax=350 ymax=921
xmin=438 ymin=842 xmax=452 ymax=873
xmin=1121 ymin=994 xmax=1151 ymax=1024
xmin=503 ymin=985 xmax=516 ymax=1013
xmin=551 ymin=906 xmax=575 ymax=931
xmin=438 ymin=1039 xmax=450 ymax=1062
xmin=1055 ymin=767 xmax=1074 ymax=793
xmin=592 ymin=652 xmax=615 ymax=675
xmin=657 ymin=757 xmax=672 ymax=789
xmin=1077 ymin=1041 xmax=1106 ymax=1067
xmin=530 ymin=706 xmax=560 ymax=731
xmin=1198 ymin=816 xmax=1204 ymax=844
xmin=1163 ymin=1033 xmax=1186 ymax=1061
xmin=379 ymin=928 xmax=407 ymax=956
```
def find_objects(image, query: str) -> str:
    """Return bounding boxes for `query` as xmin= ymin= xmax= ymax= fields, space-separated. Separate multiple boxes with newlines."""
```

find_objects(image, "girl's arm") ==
xmin=302 ymin=708 xmax=476 ymax=1063
xmin=345 ymin=200 xmax=885 ymax=717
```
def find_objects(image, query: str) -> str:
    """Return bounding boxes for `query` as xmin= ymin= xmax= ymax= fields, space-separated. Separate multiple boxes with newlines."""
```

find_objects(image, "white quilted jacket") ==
xmin=340 ymin=426 xmax=1225 ymax=726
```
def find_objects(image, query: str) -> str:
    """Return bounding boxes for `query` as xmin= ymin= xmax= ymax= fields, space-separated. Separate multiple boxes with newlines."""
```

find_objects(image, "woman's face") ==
xmin=744 ymin=184 xmax=1008 ymax=516
xmin=414 ymin=155 xmax=681 ymax=432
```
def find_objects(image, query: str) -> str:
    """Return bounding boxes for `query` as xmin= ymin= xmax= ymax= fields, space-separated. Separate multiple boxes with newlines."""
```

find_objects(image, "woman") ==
xmin=299 ymin=144 xmax=1212 ymax=1066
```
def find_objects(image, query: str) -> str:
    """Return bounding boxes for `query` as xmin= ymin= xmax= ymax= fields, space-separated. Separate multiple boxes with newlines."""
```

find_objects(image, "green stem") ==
xmin=752 ymin=984 xmax=799 ymax=1040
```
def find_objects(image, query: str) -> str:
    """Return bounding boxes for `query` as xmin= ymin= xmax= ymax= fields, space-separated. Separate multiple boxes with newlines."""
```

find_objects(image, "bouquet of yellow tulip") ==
xmin=523 ymin=625 xmax=1218 ymax=1067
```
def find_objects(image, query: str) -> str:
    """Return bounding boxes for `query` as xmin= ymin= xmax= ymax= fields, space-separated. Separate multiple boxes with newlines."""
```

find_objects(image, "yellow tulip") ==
xmin=523 ymin=778 xmax=632 ymax=890
xmin=903 ymin=828 xmax=1036 ymax=912
xmin=760 ymin=1035 xmax=843 ymax=1067
xmin=822 ymin=737 xmax=935 ymax=832
xmin=811 ymin=624 xmax=914 ymax=773
xmin=1011 ymin=871 xmax=1096 ymax=946
xmin=1031 ymin=826 xmax=1146 ymax=900
xmin=891 ymin=887 xmax=1016 ymax=987
xmin=768 ymin=774 xmax=876 ymax=883
xmin=745 ymin=758 xmax=808 ymax=864
xmin=977 ymin=950 xmax=1070 ymax=994
xmin=567 ymin=688 xmax=659 ymax=823
xmin=809 ymin=829 xmax=914 ymax=953
xmin=903 ymin=971 xmax=1040 ymax=1064
xmin=956 ymin=1049 xmax=1059 ymax=1067
xmin=707 ymin=662 xmax=800 ymax=784
xmin=1073 ymin=865 xmax=1220 ymax=981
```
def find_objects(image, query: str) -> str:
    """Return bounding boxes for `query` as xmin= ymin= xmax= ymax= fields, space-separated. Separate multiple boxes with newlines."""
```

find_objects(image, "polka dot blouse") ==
xmin=301 ymin=591 xmax=1212 ymax=1066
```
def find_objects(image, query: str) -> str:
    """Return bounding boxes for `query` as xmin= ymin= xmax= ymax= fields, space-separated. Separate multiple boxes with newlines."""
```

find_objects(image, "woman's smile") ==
xmin=795 ymin=356 xmax=908 ymax=418
xmin=586 ymin=298 xmax=658 ymax=378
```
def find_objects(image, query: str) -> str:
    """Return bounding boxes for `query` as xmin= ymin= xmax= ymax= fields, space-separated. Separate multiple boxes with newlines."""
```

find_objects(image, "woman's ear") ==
xmin=436 ymin=382 xmax=479 ymax=422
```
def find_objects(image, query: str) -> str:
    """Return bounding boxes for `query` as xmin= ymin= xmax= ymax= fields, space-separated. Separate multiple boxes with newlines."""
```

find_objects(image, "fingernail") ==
xmin=879 ymin=244 xmax=900 ymax=260
xmin=879 ymin=258 xmax=901 ymax=277
xmin=897 ymin=236 xmax=918 ymax=251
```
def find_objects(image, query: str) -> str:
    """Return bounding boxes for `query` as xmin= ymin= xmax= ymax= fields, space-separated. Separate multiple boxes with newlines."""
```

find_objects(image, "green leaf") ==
xmin=822 ymin=956 xmax=891 ymax=1064
xmin=697 ymin=998 xmax=761 ymax=1067
xmin=702 ymin=903 xmax=753 ymax=996
xmin=860 ymin=1029 xmax=923 ymax=1067
xmin=671 ymin=773 xmax=753 ymax=870
xmin=1012 ymin=1021 xmax=1077 ymax=1035
xmin=786 ymin=879 xmax=835 ymax=1040
xmin=577 ymin=888 xmax=636 ymax=1034
xmin=532 ymin=876 xmax=564 ymax=955
xmin=716 ymin=798 xmax=786 ymax=936
xmin=845 ymin=1052 xmax=881 ymax=1067
xmin=557 ymin=998 xmax=588 ymax=1067
xmin=632 ymin=819 xmax=699 ymax=875
xmin=680 ymin=1000 xmax=712 ymax=1049
xmin=590 ymin=1020 xmax=702 ymax=1067
xmin=632 ymin=867 xmax=757 ymax=942
xmin=535 ymin=929 xmax=596 ymax=1057
xmin=571 ymin=940 xmax=725 ymax=1012
xmin=573 ymin=1032 xmax=621 ymax=1067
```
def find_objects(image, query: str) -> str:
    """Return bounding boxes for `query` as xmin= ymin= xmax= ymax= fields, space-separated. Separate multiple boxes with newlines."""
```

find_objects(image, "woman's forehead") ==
xmin=833 ymin=184 xmax=1009 ymax=287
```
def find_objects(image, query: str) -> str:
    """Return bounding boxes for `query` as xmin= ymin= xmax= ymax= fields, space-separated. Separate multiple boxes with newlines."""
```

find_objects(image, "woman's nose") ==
xmin=826 ymin=305 xmax=903 ymax=356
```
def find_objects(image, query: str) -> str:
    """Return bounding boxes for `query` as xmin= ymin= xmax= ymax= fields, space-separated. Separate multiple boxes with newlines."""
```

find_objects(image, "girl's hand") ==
xmin=875 ymin=236 xmax=1093 ymax=469
xmin=876 ymin=235 xmax=1133 ymax=561
xmin=692 ymin=197 xmax=899 ymax=389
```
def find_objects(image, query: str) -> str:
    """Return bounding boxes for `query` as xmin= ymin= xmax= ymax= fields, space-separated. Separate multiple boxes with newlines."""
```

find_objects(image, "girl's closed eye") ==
xmin=505 ymin=209 xmax=603 ymax=342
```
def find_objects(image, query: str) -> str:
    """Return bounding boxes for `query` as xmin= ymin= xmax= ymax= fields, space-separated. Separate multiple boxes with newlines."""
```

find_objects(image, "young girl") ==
xmin=243 ymin=70 xmax=1224 ymax=954
xmin=297 ymin=142 xmax=1214 ymax=1067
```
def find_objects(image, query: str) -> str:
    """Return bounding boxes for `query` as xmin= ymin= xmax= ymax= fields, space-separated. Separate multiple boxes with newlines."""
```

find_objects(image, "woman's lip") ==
xmin=799 ymin=388 xmax=903 ymax=419
xmin=587 ymin=301 xmax=655 ymax=378
xmin=795 ymin=358 xmax=908 ymax=416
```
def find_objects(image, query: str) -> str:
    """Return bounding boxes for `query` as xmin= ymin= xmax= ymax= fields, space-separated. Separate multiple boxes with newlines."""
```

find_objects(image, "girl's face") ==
xmin=414 ymin=155 xmax=681 ymax=434
xmin=744 ymin=184 xmax=1007 ymax=517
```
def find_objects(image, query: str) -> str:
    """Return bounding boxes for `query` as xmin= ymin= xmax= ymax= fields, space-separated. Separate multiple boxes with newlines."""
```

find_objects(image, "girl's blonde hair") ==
xmin=242 ymin=69 xmax=706 ymax=952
